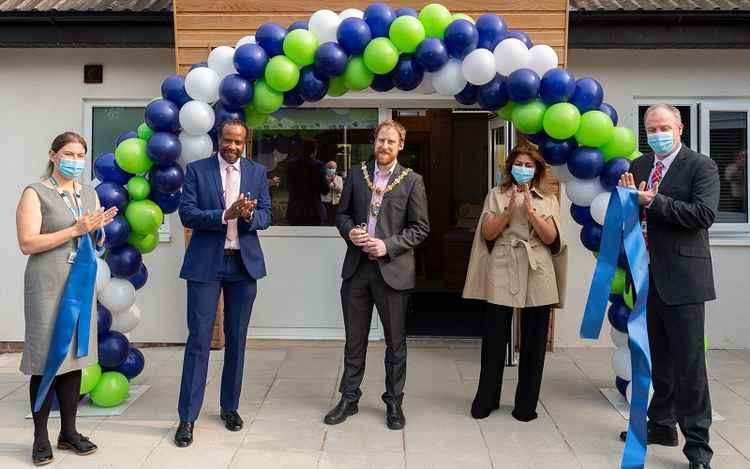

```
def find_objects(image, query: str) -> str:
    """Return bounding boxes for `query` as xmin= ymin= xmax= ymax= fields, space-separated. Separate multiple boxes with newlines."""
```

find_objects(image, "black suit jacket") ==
xmin=631 ymin=145 xmax=720 ymax=305
xmin=336 ymin=160 xmax=430 ymax=291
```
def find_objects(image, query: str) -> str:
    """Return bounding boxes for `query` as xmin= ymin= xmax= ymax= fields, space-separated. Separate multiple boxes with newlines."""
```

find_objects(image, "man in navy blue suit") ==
xmin=174 ymin=120 xmax=272 ymax=447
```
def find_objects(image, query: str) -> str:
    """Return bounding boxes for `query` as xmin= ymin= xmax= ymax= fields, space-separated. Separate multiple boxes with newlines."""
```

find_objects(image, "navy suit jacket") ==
xmin=179 ymin=155 xmax=273 ymax=282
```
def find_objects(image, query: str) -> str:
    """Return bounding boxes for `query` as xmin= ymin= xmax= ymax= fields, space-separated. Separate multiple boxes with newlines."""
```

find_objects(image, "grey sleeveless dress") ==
xmin=20 ymin=182 xmax=99 ymax=376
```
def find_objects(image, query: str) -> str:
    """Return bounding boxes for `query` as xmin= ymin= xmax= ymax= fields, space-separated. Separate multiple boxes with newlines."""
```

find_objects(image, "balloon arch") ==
xmin=85 ymin=4 xmax=647 ymax=462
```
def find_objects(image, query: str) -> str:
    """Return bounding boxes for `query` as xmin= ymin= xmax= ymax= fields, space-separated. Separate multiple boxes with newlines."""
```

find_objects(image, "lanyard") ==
xmin=48 ymin=176 xmax=83 ymax=221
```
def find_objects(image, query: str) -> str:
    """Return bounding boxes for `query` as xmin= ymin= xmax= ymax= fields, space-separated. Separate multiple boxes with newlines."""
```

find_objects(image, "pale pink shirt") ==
xmin=367 ymin=160 xmax=397 ymax=238
xmin=218 ymin=154 xmax=241 ymax=250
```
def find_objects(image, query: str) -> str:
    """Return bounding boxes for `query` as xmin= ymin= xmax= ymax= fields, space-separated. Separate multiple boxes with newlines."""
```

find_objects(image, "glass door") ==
xmin=489 ymin=117 xmax=511 ymax=189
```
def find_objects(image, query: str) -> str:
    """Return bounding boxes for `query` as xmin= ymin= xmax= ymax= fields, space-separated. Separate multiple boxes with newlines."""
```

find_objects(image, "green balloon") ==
xmin=543 ymin=103 xmax=581 ymax=140
xmin=125 ymin=199 xmax=163 ymax=235
xmin=389 ymin=16 xmax=426 ymax=53
xmin=115 ymin=138 xmax=151 ymax=174
xmin=80 ymin=363 xmax=102 ymax=395
xmin=512 ymin=99 xmax=547 ymax=135
xmin=452 ymin=13 xmax=474 ymax=23
xmin=264 ymin=55 xmax=300 ymax=92
xmin=244 ymin=105 xmax=268 ymax=129
xmin=600 ymin=126 xmax=637 ymax=162
xmin=497 ymin=101 xmax=517 ymax=121
xmin=623 ymin=282 xmax=634 ymax=309
xmin=127 ymin=176 xmax=151 ymax=201
xmin=363 ymin=38 xmax=399 ymax=74
xmin=128 ymin=230 xmax=159 ymax=254
xmin=419 ymin=3 xmax=453 ymax=39
xmin=283 ymin=29 xmax=319 ymax=67
xmin=89 ymin=371 xmax=129 ymax=408
xmin=137 ymin=123 xmax=154 ymax=141
xmin=627 ymin=149 xmax=643 ymax=161
xmin=328 ymin=75 xmax=348 ymax=97
xmin=575 ymin=110 xmax=615 ymax=147
xmin=252 ymin=80 xmax=284 ymax=114
xmin=344 ymin=57 xmax=374 ymax=91
xmin=611 ymin=268 xmax=626 ymax=294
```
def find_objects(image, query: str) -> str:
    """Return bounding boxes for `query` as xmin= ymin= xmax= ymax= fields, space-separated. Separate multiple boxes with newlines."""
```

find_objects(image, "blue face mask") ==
xmin=647 ymin=131 xmax=674 ymax=154
xmin=326 ymin=168 xmax=336 ymax=176
xmin=511 ymin=165 xmax=535 ymax=185
xmin=59 ymin=158 xmax=86 ymax=178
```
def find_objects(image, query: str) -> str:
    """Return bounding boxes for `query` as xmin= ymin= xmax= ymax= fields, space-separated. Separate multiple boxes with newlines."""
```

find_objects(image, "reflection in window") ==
xmin=251 ymin=108 xmax=379 ymax=226
xmin=92 ymin=106 xmax=146 ymax=179
xmin=711 ymin=111 xmax=748 ymax=223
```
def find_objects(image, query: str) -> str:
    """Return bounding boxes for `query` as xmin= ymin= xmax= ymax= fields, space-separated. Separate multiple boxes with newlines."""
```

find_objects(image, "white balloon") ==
xmin=612 ymin=346 xmax=632 ymax=381
xmin=417 ymin=72 xmax=437 ymax=95
xmin=236 ymin=35 xmax=256 ymax=48
xmin=432 ymin=59 xmax=467 ymax=96
xmin=111 ymin=304 xmax=141 ymax=334
xmin=610 ymin=327 xmax=628 ymax=348
xmin=527 ymin=44 xmax=559 ymax=77
xmin=208 ymin=46 xmax=237 ymax=79
xmin=96 ymin=258 xmax=111 ymax=293
xmin=590 ymin=191 xmax=612 ymax=225
xmin=339 ymin=8 xmax=364 ymax=20
xmin=309 ymin=9 xmax=340 ymax=44
xmin=179 ymin=101 xmax=216 ymax=136
xmin=184 ymin=67 xmax=220 ymax=103
xmin=549 ymin=163 xmax=573 ymax=183
xmin=626 ymin=382 xmax=654 ymax=405
xmin=179 ymin=131 xmax=214 ymax=162
xmin=565 ymin=176 xmax=607 ymax=206
xmin=98 ymin=278 xmax=136 ymax=315
xmin=493 ymin=38 xmax=530 ymax=76
xmin=462 ymin=48 xmax=497 ymax=86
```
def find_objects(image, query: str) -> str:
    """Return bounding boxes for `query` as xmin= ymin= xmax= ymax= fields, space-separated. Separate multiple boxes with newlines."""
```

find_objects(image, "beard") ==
xmin=375 ymin=150 xmax=396 ymax=167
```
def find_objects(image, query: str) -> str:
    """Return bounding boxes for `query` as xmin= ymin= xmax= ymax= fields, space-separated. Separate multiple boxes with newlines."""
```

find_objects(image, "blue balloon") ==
xmin=103 ymin=214 xmax=131 ymax=249
xmin=580 ymin=221 xmax=603 ymax=252
xmin=144 ymin=99 xmax=180 ymax=133
xmin=98 ymin=331 xmax=130 ymax=368
xmin=208 ymin=127 xmax=218 ymax=152
xmin=149 ymin=164 xmax=184 ymax=194
xmin=233 ymin=44 xmax=268 ymax=81
xmin=570 ymin=78 xmax=604 ymax=113
xmin=371 ymin=74 xmax=395 ymax=92
xmin=337 ymin=18 xmax=372 ymax=56
xmin=219 ymin=74 xmax=254 ymax=110
xmin=150 ymin=189 xmax=181 ymax=214
xmin=444 ymin=19 xmax=478 ymax=59
xmin=115 ymin=131 xmax=138 ymax=148
xmin=363 ymin=3 xmax=395 ymax=38
xmin=128 ymin=263 xmax=149 ymax=291
xmin=601 ymin=157 xmax=631 ymax=190
xmin=541 ymin=138 xmax=577 ymax=165
xmin=161 ymin=75 xmax=191 ymax=107
xmin=283 ymin=87 xmax=305 ymax=107
xmin=570 ymin=204 xmax=593 ymax=225
xmin=615 ymin=376 xmax=629 ymax=397
xmin=111 ymin=348 xmax=145 ymax=380
xmin=256 ymin=22 xmax=287 ymax=57
xmin=314 ymin=42 xmax=348 ymax=78
xmin=476 ymin=14 xmax=507 ymax=50
xmin=507 ymin=68 xmax=540 ymax=103
xmin=189 ymin=61 xmax=208 ymax=71
xmin=454 ymin=83 xmax=478 ymax=105
xmin=146 ymin=132 xmax=181 ymax=167
xmin=97 ymin=303 xmax=112 ymax=336
xmin=599 ymin=102 xmax=619 ymax=126
xmin=527 ymin=131 xmax=548 ymax=146
xmin=477 ymin=76 xmax=508 ymax=111
xmin=608 ymin=300 xmax=631 ymax=333
xmin=567 ymin=147 xmax=605 ymax=180
xmin=390 ymin=54 xmax=423 ymax=91
xmin=213 ymin=102 xmax=245 ymax=130
xmin=506 ymin=30 xmax=533 ymax=48
xmin=298 ymin=67 xmax=329 ymax=102
xmin=288 ymin=21 xmax=308 ymax=31
xmin=415 ymin=38 xmax=449 ymax=73
xmin=94 ymin=153 xmax=131 ymax=184
xmin=96 ymin=182 xmax=128 ymax=212
xmin=107 ymin=245 xmax=142 ymax=279
xmin=540 ymin=68 xmax=576 ymax=105
xmin=395 ymin=7 xmax=418 ymax=17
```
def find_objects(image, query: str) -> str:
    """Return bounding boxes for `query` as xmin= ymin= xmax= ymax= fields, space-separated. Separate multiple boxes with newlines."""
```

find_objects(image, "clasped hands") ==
xmin=224 ymin=194 xmax=257 ymax=221
xmin=348 ymin=227 xmax=387 ymax=258
xmin=501 ymin=184 xmax=536 ymax=219
xmin=74 ymin=207 xmax=118 ymax=237
xmin=618 ymin=172 xmax=658 ymax=206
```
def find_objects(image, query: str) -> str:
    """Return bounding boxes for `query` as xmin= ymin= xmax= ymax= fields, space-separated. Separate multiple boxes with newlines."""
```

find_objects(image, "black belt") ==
xmin=224 ymin=249 xmax=240 ymax=256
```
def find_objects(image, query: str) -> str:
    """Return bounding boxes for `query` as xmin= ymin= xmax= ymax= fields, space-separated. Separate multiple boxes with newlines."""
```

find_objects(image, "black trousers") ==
xmin=29 ymin=370 xmax=82 ymax=443
xmin=647 ymin=281 xmax=712 ymax=464
xmin=339 ymin=259 xmax=409 ymax=405
xmin=473 ymin=303 xmax=551 ymax=421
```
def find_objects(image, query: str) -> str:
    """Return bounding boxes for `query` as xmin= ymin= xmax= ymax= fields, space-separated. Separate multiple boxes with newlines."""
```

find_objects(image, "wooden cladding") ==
xmin=173 ymin=0 xmax=569 ymax=74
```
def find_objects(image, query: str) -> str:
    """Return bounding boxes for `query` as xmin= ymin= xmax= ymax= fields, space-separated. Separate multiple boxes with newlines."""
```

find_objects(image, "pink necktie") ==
xmin=225 ymin=165 xmax=239 ymax=241
xmin=642 ymin=160 xmax=664 ymax=248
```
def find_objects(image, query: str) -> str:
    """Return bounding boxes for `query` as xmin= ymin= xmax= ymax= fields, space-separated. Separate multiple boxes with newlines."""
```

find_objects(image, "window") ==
xmin=91 ymin=105 xmax=146 ymax=179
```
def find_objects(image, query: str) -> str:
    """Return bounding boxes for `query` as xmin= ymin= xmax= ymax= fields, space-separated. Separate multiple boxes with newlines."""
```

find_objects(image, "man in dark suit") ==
xmin=324 ymin=119 xmax=430 ymax=430
xmin=618 ymin=104 xmax=719 ymax=469
xmin=174 ymin=120 xmax=272 ymax=447
xmin=286 ymin=140 xmax=329 ymax=225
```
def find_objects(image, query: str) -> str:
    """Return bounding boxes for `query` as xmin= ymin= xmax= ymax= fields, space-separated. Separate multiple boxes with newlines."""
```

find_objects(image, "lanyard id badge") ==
xmin=48 ymin=176 xmax=83 ymax=263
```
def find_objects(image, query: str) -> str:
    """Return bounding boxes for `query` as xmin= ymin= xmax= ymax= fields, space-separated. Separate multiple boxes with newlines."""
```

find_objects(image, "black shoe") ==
xmin=56 ymin=433 xmax=97 ymax=455
xmin=618 ymin=426 xmax=679 ymax=446
xmin=511 ymin=409 xmax=538 ymax=422
xmin=220 ymin=409 xmax=244 ymax=432
xmin=324 ymin=399 xmax=358 ymax=425
xmin=174 ymin=421 xmax=194 ymax=448
xmin=32 ymin=439 xmax=54 ymax=466
xmin=470 ymin=399 xmax=499 ymax=419
xmin=385 ymin=403 xmax=406 ymax=430
xmin=689 ymin=463 xmax=711 ymax=469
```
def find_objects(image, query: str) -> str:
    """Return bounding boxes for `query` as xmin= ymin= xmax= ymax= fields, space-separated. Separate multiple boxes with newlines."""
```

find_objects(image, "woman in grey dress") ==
xmin=15 ymin=132 xmax=117 ymax=465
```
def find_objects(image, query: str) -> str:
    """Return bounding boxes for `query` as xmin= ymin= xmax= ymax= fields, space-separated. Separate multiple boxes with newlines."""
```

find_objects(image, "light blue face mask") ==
xmin=511 ymin=165 xmax=535 ymax=185
xmin=326 ymin=168 xmax=336 ymax=176
xmin=59 ymin=158 xmax=86 ymax=178
xmin=647 ymin=131 xmax=674 ymax=154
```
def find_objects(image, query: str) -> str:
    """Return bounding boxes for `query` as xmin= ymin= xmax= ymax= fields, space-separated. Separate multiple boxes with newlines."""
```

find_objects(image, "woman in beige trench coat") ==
xmin=463 ymin=144 xmax=563 ymax=421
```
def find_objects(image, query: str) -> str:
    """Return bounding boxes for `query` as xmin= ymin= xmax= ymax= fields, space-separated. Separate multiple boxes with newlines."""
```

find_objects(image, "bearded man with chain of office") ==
xmin=326 ymin=119 xmax=430 ymax=430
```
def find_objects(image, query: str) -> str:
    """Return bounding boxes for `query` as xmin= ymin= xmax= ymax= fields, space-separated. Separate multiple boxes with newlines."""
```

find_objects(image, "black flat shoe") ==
xmin=56 ymin=433 xmax=97 ymax=455
xmin=174 ymin=421 xmax=194 ymax=448
xmin=511 ymin=409 xmax=538 ymax=422
xmin=385 ymin=403 xmax=405 ymax=430
xmin=689 ymin=463 xmax=711 ymax=469
xmin=471 ymin=399 xmax=499 ymax=419
xmin=32 ymin=440 xmax=54 ymax=466
xmin=324 ymin=399 xmax=358 ymax=425
xmin=220 ymin=409 xmax=244 ymax=432
xmin=618 ymin=427 xmax=678 ymax=447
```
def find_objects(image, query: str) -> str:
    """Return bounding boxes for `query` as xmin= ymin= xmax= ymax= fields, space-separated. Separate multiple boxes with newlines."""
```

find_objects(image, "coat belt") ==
xmin=496 ymin=238 xmax=543 ymax=295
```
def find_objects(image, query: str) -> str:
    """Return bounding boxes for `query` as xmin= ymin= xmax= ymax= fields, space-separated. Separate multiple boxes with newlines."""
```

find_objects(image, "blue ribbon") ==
xmin=580 ymin=187 xmax=652 ymax=469
xmin=34 ymin=234 xmax=97 ymax=412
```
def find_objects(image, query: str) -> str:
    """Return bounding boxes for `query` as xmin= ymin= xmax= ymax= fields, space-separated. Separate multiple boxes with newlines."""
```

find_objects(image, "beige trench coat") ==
xmin=462 ymin=186 xmax=563 ymax=308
